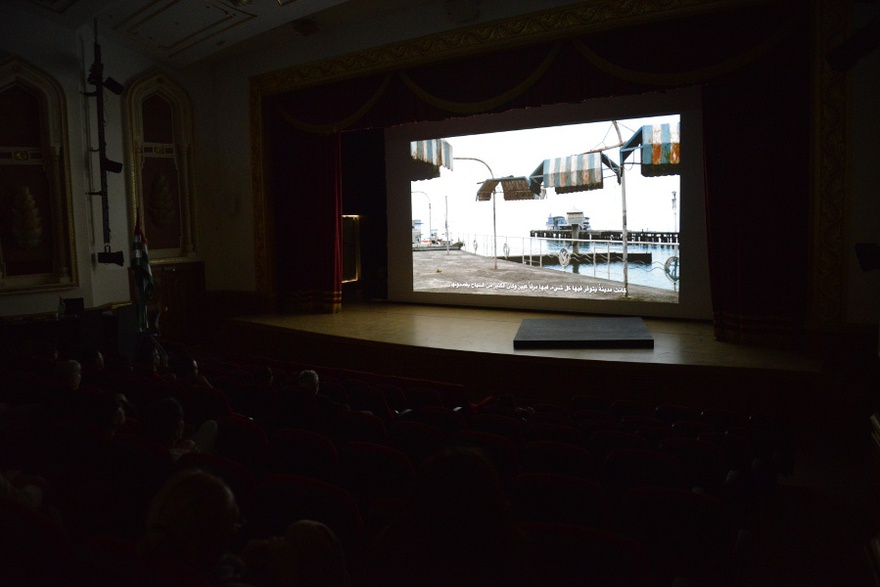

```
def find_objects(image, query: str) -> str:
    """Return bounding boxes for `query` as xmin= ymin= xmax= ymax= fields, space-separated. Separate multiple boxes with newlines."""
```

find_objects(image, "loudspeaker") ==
xmin=97 ymin=250 xmax=125 ymax=266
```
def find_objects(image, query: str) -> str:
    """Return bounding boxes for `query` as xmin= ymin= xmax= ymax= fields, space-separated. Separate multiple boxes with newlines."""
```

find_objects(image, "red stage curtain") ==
xmin=269 ymin=119 xmax=342 ymax=314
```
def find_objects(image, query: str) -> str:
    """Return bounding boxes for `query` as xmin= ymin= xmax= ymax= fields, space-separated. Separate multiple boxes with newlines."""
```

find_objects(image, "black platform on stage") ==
xmin=513 ymin=317 xmax=654 ymax=349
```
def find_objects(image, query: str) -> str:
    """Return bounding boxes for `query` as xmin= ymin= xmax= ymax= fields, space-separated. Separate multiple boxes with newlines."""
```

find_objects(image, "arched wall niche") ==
xmin=124 ymin=70 xmax=197 ymax=262
xmin=0 ymin=56 xmax=76 ymax=293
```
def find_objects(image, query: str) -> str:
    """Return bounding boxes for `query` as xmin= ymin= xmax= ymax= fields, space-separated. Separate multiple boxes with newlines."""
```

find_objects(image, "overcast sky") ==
xmin=410 ymin=114 xmax=681 ymax=239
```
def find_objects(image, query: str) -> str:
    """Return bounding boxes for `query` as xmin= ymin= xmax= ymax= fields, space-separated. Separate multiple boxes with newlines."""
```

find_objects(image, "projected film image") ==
xmin=408 ymin=115 xmax=682 ymax=304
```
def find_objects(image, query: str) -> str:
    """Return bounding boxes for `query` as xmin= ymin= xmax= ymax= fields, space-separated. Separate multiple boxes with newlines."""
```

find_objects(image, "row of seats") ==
xmin=0 ymin=348 xmax=794 ymax=586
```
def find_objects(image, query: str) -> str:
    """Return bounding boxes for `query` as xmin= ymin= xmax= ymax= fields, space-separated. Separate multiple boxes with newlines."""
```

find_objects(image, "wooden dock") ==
xmin=529 ymin=229 xmax=680 ymax=244
xmin=507 ymin=252 xmax=653 ymax=266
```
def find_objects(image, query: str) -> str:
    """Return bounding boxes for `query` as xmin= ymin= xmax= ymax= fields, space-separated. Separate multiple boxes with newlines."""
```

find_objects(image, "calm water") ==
xmin=455 ymin=235 xmax=680 ymax=292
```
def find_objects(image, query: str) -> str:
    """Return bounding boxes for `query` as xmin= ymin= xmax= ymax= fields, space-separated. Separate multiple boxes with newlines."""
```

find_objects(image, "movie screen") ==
xmin=385 ymin=90 xmax=711 ymax=320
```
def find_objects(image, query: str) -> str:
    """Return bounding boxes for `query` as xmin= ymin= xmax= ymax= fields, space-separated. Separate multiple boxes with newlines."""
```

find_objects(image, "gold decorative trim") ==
xmin=274 ymin=75 xmax=392 ymax=133
xmin=251 ymin=89 xmax=276 ymax=303
xmin=571 ymin=21 xmax=794 ymax=87
xmin=251 ymin=0 xmax=772 ymax=95
xmin=399 ymin=42 xmax=561 ymax=115
xmin=809 ymin=0 xmax=849 ymax=325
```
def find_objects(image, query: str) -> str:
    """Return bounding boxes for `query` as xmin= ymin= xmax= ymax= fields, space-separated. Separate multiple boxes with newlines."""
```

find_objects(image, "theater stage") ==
xmin=217 ymin=303 xmax=837 ymax=426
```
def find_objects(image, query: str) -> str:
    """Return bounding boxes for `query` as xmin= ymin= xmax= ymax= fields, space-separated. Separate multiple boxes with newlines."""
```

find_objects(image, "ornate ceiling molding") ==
xmin=251 ymin=0 xmax=777 ymax=95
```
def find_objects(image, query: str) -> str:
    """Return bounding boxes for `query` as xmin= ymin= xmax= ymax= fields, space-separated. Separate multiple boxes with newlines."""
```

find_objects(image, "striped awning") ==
xmin=476 ymin=176 xmax=536 ymax=201
xmin=638 ymin=123 xmax=680 ymax=177
xmin=541 ymin=153 xmax=604 ymax=194
xmin=620 ymin=123 xmax=681 ymax=177
xmin=408 ymin=139 xmax=453 ymax=181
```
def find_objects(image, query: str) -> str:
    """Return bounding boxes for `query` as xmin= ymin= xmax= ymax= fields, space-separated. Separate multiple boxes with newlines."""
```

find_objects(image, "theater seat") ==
xmin=0 ymin=496 xmax=73 ymax=584
xmin=619 ymin=486 xmax=738 ymax=585
xmin=512 ymin=472 xmax=615 ymax=531
xmin=387 ymin=420 xmax=448 ymax=468
xmin=519 ymin=522 xmax=652 ymax=587
xmin=520 ymin=440 xmax=602 ymax=481
xmin=336 ymin=441 xmax=414 ymax=513
xmin=251 ymin=474 xmax=366 ymax=569
xmin=269 ymin=427 xmax=339 ymax=481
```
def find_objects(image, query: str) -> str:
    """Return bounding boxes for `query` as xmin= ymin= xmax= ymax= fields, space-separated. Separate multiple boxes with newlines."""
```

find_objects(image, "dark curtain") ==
xmin=702 ymin=32 xmax=811 ymax=346
xmin=265 ymin=0 xmax=811 ymax=344
xmin=341 ymin=129 xmax=388 ymax=302
xmin=269 ymin=113 xmax=342 ymax=314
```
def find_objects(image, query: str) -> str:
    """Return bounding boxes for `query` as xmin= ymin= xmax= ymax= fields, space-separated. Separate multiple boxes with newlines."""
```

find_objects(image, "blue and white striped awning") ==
xmin=409 ymin=139 xmax=453 ymax=181
xmin=535 ymin=153 xmax=605 ymax=194
xmin=640 ymin=123 xmax=680 ymax=177
xmin=620 ymin=123 xmax=680 ymax=177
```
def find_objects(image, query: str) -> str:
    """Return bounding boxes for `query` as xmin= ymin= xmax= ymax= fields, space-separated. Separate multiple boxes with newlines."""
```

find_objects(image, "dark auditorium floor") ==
xmin=211 ymin=303 xmax=880 ymax=586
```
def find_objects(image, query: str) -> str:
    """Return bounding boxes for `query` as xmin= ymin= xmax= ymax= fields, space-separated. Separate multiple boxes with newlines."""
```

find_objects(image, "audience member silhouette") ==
xmin=55 ymin=359 xmax=83 ymax=393
xmin=275 ymin=370 xmax=349 ymax=432
xmin=242 ymin=519 xmax=350 ymax=587
xmin=139 ymin=468 xmax=248 ymax=585
xmin=0 ymin=469 xmax=46 ymax=510
xmin=367 ymin=445 xmax=539 ymax=587
xmin=77 ymin=348 xmax=121 ymax=394
xmin=170 ymin=355 xmax=215 ymax=389
xmin=129 ymin=339 xmax=175 ymax=408
xmin=140 ymin=396 xmax=217 ymax=460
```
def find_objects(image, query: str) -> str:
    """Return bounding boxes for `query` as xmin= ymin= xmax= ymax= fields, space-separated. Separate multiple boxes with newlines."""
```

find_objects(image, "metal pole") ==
xmin=445 ymin=195 xmax=450 ymax=254
xmin=411 ymin=191 xmax=430 ymax=244
xmin=672 ymin=190 xmax=678 ymax=234
xmin=612 ymin=121 xmax=629 ymax=298
xmin=454 ymin=157 xmax=497 ymax=269
xmin=491 ymin=192 xmax=497 ymax=268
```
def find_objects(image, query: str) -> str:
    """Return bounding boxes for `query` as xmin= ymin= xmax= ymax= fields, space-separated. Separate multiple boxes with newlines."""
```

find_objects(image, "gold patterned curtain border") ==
xmin=272 ymin=16 xmax=795 ymax=134
xmin=251 ymin=0 xmax=772 ymax=96
xmin=273 ymin=44 xmax=561 ymax=132
xmin=273 ymin=74 xmax=392 ymax=134
xmin=571 ymin=17 xmax=796 ymax=86
xmin=398 ymin=42 xmax=561 ymax=115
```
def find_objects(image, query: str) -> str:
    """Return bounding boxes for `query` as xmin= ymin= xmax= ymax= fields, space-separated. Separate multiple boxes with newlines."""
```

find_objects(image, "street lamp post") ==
xmin=454 ymin=157 xmax=497 ymax=269
xmin=672 ymin=190 xmax=677 ymax=234
xmin=612 ymin=121 xmax=629 ymax=298
xmin=411 ymin=191 xmax=431 ymax=244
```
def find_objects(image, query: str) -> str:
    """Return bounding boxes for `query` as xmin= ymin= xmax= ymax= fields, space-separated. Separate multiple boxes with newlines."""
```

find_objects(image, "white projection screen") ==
xmin=385 ymin=87 xmax=711 ymax=320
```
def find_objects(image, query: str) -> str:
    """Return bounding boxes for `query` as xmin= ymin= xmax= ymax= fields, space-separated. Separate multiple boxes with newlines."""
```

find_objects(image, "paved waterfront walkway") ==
xmin=412 ymin=249 xmax=678 ymax=303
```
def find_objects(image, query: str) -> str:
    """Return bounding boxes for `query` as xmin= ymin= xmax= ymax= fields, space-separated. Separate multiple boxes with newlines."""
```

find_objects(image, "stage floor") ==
xmin=229 ymin=302 xmax=821 ymax=373
xmin=220 ymin=302 xmax=840 ymax=423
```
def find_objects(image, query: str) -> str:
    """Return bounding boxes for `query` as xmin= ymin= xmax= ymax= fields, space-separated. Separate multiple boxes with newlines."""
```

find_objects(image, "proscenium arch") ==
xmin=248 ymin=0 xmax=848 ymax=335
